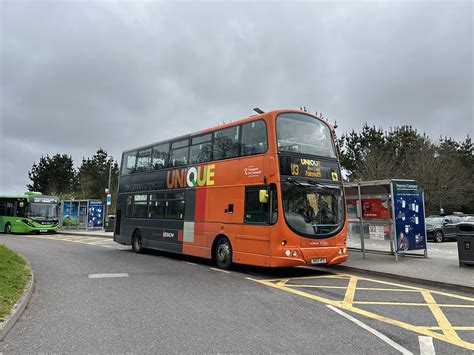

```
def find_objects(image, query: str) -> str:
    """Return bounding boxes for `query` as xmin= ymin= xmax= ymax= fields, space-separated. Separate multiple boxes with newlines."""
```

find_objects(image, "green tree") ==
xmin=339 ymin=125 xmax=473 ymax=215
xmin=27 ymin=154 xmax=77 ymax=195
xmin=77 ymin=149 xmax=119 ymax=213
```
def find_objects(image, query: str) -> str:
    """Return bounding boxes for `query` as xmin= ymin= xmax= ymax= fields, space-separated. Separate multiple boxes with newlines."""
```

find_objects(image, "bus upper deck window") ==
xmin=242 ymin=120 xmax=267 ymax=156
xmin=122 ymin=151 xmax=137 ymax=175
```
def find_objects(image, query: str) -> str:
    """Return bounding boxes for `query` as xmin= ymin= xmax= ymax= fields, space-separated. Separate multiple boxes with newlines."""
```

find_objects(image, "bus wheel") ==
xmin=132 ymin=230 xmax=143 ymax=253
xmin=4 ymin=223 xmax=12 ymax=234
xmin=215 ymin=237 xmax=232 ymax=269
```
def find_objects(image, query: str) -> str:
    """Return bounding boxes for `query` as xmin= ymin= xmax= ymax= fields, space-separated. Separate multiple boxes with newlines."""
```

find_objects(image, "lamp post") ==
xmin=105 ymin=156 xmax=113 ymax=229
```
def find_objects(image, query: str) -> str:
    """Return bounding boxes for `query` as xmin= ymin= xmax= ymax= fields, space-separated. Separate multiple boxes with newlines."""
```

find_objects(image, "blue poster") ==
xmin=63 ymin=201 xmax=79 ymax=227
xmin=392 ymin=180 xmax=426 ymax=252
xmin=87 ymin=201 xmax=103 ymax=228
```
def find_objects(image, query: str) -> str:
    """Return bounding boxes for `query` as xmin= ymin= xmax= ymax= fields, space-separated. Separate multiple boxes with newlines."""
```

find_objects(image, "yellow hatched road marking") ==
xmin=425 ymin=326 xmax=474 ymax=331
xmin=15 ymin=234 xmax=115 ymax=247
xmin=89 ymin=240 xmax=114 ymax=245
xmin=276 ymin=279 xmax=290 ymax=288
xmin=290 ymin=285 xmax=348 ymax=289
xmin=353 ymin=301 xmax=474 ymax=308
xmin=421 ymin=290 xmax=463 ymax=343
xmin=248 ymin=275 xmax=474 ymax=351
xmin=343 ymin=276 xmax=358 ymax=307
xmin=260 ymin=274 xmax=350 ymax=282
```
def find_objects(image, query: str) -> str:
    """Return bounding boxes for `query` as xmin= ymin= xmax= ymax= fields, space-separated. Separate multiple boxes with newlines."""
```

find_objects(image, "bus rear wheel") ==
xmin=4 ymin=222 xmax=11 ymax=234
xmin=215 ymin=237 xmax=232 ymax=270
xmin=132 ymin=231 xmax=143 ymax=253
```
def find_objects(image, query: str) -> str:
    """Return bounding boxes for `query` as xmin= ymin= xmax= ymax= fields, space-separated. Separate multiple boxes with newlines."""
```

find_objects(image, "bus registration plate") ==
xmin=39 ymin=229 xmax=48 ymax=233
xmin=311 ymin=258 xmax=327 ymax=264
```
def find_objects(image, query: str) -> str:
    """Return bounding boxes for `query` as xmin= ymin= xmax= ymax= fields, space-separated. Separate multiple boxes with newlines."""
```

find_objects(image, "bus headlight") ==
xmin=22 ymin=219 xmax=34 ymax=227
xmin=292 ymin=250 xmax=298 ymax=257
xmin=281 ymin=240 xmax=287 ymax=246
xmin=285 ymin=250 xmax=291 ymax=257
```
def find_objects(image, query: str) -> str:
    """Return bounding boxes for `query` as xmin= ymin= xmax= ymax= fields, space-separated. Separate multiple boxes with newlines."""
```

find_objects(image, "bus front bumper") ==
xmin=270 ymin=247 xmax=348 ymax=267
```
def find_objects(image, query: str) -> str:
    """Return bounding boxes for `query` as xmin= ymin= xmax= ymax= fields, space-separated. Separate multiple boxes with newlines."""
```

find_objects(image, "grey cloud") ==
xmin=1 ymin=0 xmax=472 ymax=194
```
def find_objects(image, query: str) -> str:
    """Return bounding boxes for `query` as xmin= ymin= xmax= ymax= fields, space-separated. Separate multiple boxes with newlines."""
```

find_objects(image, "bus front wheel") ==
xmin=132 ymin=231 xmax=143 ymax=254
xmin=4 ymin=222 xmax=11 ymax=234
xmin=215 ymin=237 xmax=232 ymax=270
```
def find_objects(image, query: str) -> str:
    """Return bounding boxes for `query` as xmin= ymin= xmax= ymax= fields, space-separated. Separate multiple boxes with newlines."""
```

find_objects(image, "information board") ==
xmin=87 ymin=201 xmax=103 ymax=228
xmin=392 ymin=180 xmax=426 ymax=252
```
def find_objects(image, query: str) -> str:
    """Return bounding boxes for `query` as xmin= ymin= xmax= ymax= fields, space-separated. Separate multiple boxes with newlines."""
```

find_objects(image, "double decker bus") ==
xmin=114 ymin=109 xmax=347 ymax=268
xmin=0 ymin=192 xmax=60 ymax=234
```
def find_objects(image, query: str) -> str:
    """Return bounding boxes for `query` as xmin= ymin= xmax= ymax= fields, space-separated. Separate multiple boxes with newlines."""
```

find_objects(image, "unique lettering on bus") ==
xmin=166 ymin=164 xmax=215 ymax=189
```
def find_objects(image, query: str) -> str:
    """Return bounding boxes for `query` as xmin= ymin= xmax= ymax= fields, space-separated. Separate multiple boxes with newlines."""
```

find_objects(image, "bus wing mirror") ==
xmin=259 ymin=190 xmax=269 ymax=204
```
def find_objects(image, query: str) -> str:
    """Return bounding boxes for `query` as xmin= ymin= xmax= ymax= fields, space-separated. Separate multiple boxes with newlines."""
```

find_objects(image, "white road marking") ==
xmin=184 ymin=261 xmax=197 ymax=265
xmin=210 ymin=267 xmax=230 ymax=274
xmin=327 ymin=305 xmax=413 ymax=355
xmin=88 ymin=273 xmax=129 ymax=279
xmin=418 ymin=336 xmax=436 ymax=354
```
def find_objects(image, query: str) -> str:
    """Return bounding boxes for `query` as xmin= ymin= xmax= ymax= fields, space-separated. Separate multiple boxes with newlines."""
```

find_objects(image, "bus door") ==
xmin=235 ymin=185 xmax=277 ymax=266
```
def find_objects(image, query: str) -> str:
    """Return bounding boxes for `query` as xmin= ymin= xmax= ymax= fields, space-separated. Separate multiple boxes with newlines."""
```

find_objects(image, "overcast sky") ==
xmin=1 ymin=0 xmax=472 ymax=195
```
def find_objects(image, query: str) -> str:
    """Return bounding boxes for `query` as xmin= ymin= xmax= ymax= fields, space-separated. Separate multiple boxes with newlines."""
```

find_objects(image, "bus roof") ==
xmin=122 ymin=108 xmax=331 ymax=154
xmin=0 ymin=192 xmax=58 ymax=202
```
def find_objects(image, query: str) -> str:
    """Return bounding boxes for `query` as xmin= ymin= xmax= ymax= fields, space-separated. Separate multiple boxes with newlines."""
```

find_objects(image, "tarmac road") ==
xmin=1 ymin=233 xmax=473 ymax=354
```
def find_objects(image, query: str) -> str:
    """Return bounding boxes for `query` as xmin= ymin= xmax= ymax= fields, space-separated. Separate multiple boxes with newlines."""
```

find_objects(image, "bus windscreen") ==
xmin=277 ymin=113 xmax=336 ymax=158
xmin=281 ymin=180 xmax=344 ymax=237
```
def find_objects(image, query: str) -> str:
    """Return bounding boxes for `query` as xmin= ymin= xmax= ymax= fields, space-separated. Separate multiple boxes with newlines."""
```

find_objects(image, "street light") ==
xmin=105 ymin=155 xmax=113 ymax=229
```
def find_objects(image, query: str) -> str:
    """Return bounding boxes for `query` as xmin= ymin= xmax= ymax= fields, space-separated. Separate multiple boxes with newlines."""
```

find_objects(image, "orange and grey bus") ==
xmin=114 ymin=109 xmax=347 ymax=269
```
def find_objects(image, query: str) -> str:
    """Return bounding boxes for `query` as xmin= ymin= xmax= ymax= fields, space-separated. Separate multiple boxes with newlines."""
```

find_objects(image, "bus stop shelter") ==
xmin=60 ymin=199 xmax=104 ymax=230
xmin=344 ymin=179 xmax=428 ymax=262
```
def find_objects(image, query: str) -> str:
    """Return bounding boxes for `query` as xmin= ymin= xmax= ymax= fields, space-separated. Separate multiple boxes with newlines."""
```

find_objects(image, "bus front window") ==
xmin=277 ymin=113 xmax=336 ymax=158
xmin=27 ymin=203 xmax=59 ymax=220
xmin=282 ymin=181 xmax=344 ymax=237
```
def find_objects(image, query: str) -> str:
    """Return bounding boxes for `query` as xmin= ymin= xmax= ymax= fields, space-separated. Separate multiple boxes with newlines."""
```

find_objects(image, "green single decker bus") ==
xmin=0 ymin=192 xmax=60 ymax=234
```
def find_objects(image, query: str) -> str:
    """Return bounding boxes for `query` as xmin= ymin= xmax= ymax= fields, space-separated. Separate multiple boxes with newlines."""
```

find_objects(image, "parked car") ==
xmin=426 ymin=215 xmax=465 ymax=242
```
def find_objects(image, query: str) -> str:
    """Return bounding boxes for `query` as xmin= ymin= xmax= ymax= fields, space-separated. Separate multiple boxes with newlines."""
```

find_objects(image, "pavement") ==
xmin=1 ymin=233 xmax=473 ymax=353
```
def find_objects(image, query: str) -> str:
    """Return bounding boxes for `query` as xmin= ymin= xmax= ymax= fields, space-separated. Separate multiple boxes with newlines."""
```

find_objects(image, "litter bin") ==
xmin=105 ymin=215 xmax=115 ymax=232
xmin=456 ymin=223 xmax=474 ymax=267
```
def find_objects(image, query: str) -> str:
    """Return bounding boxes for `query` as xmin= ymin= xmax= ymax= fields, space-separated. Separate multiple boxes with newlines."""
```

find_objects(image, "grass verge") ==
xmin=0 ymin=244 xmax=30 ymax=321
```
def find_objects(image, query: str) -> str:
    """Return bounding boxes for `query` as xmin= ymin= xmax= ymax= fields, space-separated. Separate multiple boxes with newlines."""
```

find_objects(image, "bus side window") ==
xmin=136 ymin=148 xmax=152 ymax=172
xmin=6 ymin=202 xmax=14 ymax=217
xmin=170 ymin=139 xmax=189 ymax=167
xmin=0 ymin=202 xmax=5 ymax=215
xmin=152 ymin=143 xmax=170 ymax=170
xmin=16 ymin=201 xmax=26 ymax=217
xmin=214 ymin=125 xmax=241 ymax=160
xmin=122 ymin=151 xmax=137 ymax=175
xmin=270 ymin=185 xmax=278 ymax=224
xmin=126 ymin=195 xmax=133 ymax=217
xmin=190 ymin=134 xmax=212 ymax=164
xmin=241 ymin=120 xmax=268 ymax=156
xmin=131 ymin=195 xmax=148 ymax=218
xmin=244 ymin=186 xmax=269 ymax=223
